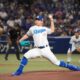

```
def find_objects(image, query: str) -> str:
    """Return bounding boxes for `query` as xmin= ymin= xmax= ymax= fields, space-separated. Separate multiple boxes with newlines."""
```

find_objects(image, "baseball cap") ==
xmin=35 ymin=15 xmax=44 ymax=21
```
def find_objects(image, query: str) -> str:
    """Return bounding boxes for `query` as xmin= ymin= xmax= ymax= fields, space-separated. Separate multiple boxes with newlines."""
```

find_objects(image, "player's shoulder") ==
xmin=71 ymin=35 xmax=80 ymax=39
xmin=70 ymin=35 xmax=75 ymax=40
xmin=71 ymin=35 xmax=75 ymax=38
xmin=29 ymin=25 xmax=48 ymax=31
xmin=29 ymin=25 xmax=35 ymax=30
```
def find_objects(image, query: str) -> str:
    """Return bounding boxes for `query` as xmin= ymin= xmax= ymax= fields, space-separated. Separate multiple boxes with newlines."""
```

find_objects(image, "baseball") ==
xmin=48 ymin=14 xmax=53 ymax=19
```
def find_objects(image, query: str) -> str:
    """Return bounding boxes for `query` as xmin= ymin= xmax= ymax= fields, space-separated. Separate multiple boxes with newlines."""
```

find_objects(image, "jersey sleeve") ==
xmin=26 ymin=28 xmax=32 ymax=36
xmin=45 ymin=27 xmax=52 ymax=34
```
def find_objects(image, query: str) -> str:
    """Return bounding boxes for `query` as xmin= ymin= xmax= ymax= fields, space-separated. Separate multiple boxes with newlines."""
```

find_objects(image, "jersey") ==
xmin=67 ymin=35 xmax=80 ymax=53
xmin=27 ymin=25 xmax=52 ymax=47
xmin=70 ymin=35 xmax=80 ymax=48
xmin=24 ymin=25 xmax=59 ymax=66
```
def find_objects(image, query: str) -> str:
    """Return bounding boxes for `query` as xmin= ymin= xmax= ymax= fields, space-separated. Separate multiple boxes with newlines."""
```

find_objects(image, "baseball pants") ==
xmin=24 ymin=46 xmax=60 ymax=66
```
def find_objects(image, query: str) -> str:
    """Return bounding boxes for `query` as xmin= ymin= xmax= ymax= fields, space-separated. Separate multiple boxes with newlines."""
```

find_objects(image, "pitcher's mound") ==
xmin=0 ymin=70 xmax=80 ymax=80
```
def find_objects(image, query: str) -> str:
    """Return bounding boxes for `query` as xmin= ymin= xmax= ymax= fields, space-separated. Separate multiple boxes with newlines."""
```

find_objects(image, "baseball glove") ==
xmin=20 ymin=40 xmax=30 ymax=46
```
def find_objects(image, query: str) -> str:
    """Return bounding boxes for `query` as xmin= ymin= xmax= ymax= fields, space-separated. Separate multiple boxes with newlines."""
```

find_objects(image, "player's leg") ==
xmin=41 ymin=46 xmax=80 ymax=71
xmin=12 ymin=48 xmax=41 ymax=76
xmin=41 ymin=46 xmax=60 ymax=65
xmin=76 ymin=48 xmax=80 ymax=62
xmin=5 ymin=44 xmax=11 ymax=60
xmin=67 ymin=52 xmax=72 ymax=63
xmin=12 ymin=56 xmax=28 ymax=76
xmin=5 ymin=52 xmax=9 ymax=60
xmin=14 ymin=41 xmax=20 ymax=60
xmin=67 ymin=44 xmax=76 ymax=63
xmin=43 ymin=51 xmax=60 ymax=65
xmin=67 ymin=48 xmax=73 ymax=63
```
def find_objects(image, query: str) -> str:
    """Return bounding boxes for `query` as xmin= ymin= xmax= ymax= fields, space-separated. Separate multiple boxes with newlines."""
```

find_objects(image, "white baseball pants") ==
xmin=24 ymin=46 xmax=60 ymax=66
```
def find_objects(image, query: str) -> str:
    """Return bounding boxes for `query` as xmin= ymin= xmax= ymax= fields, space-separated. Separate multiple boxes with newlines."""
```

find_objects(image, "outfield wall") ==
xmin=50 ymin=37 xmax=70 ymax=53
xmin=0 ymin=35 xmax=70 ymax=54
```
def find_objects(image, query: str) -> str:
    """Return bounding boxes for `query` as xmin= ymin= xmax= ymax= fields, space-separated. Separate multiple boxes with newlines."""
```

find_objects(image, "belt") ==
xmin=35 ymin=45 xmax=48 ymax=49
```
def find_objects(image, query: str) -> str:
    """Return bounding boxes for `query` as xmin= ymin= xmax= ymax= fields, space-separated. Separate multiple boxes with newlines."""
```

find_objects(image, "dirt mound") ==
xmin=0 ymin=70 xmax=80 ymax=80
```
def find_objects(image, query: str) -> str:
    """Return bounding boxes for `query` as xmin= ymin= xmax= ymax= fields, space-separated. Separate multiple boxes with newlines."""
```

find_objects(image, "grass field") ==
xmin=0 ymin=53 xmax=80 ymax=74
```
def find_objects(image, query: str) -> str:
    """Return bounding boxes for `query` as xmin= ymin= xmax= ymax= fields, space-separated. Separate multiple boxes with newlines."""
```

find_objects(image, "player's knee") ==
xmin=23 ymin=54 xmax=29 ymax=59
xmin=53 ymin=60 xmax=60 ymax=66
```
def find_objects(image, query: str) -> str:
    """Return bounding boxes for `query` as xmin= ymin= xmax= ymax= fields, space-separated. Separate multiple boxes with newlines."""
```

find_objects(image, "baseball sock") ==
xmin=59 ymin=60 xmax=80 ymax=71
xmin=16 ymin=57 xmax=28 ymax=72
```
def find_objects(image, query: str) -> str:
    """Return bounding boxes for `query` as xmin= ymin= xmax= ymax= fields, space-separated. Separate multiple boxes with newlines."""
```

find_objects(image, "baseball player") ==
xmin=12 ymin=14 xmax=80 ymax=76
xmin=67 ymin=30 xmax=80 ymax=63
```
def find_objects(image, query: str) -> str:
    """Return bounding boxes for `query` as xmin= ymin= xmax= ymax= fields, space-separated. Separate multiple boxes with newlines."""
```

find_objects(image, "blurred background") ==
xmin=0 ymin=0 xmax=80 ymax=75
xmin=0 ymin=0 xmax=80 ymax=53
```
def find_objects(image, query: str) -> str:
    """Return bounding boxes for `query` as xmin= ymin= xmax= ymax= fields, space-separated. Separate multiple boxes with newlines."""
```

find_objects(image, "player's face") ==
xmin=75 ymin=32 xmax=79 ymax=38
xmin=35 ymin=20 xmax=44 ymax=26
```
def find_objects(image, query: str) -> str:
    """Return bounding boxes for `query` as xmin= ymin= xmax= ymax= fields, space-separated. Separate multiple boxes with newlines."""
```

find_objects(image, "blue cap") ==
xmin=36 ymin=15 xmax=44 ymax=21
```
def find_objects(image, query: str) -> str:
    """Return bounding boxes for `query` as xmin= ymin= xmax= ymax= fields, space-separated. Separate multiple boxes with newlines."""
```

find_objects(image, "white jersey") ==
xmin=27 ymin=25 xmax=52 ymax=47
xmin=70 ymin=35 xmax=80 ymax=48
xmin=24 ymin=25 xmax=60 ymax=66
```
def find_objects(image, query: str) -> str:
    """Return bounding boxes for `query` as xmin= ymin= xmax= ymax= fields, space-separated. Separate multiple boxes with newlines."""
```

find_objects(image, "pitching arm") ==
xmin=48 ymin=14 xmax=55 ymax=33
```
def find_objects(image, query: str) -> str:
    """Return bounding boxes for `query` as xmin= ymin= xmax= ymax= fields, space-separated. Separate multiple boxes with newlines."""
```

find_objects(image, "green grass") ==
xmin=0 ymin=53 xmax=80 ymax=74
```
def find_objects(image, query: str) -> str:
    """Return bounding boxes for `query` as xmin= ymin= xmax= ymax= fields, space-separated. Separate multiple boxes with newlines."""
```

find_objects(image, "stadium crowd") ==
xmin=0 ymin=0 xmax=80 ymax=36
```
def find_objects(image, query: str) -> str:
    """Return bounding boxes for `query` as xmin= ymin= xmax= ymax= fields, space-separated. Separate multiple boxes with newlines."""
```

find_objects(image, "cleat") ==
xmin=12 ymin=70 xmax=22 ymax=76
